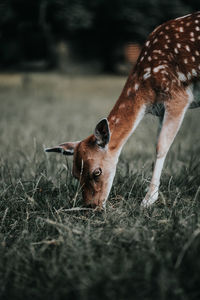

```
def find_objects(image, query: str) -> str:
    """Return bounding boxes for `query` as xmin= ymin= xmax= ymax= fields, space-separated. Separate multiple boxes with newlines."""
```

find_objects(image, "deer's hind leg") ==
xmin=141 ymin=87 xmax=193 ymax=207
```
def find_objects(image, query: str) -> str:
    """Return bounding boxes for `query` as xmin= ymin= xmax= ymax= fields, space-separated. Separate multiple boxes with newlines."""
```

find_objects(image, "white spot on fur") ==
xmin=195 ymin=26 xmax=200 ymax=31
xmin=195 ymin=50 xmax=200 ymax=56
xmin=111 ymin=116 xmax=116 ymax=121
xmin=134 ymin=83 xmax=139 ymax=91
xmin=184 ymin=58 xmax=188 ymax=64
xmin=192 ymin=56 xmax=195 ymax=62
xmin=186 ymin=22 xmax=191 ymax=27
xmin=153 ymin=65 xmax=165 ymax=73
xmin=195 ymin=20 xmax=199 ymax=24
xmin=143 ymin=68 xmax=151 ymax=80
xmin=185 ymin=45 xmax=190 ymax=52
xmin=175 ymin=33 xmax=179 ymax=39
xmin=177 ymin=72 xmax=187 ymax=82
xmin=153 ymin=49 xmax=162 ymax=54
xmin=153 ymin=38 xmax=158 ymax=44
xmin=190 ymin=38 xmax=195 ymax=42
xmin=177 ymin=43 xmax=181 ymax=48
xmin=115 ymin=118 xmax=120 ymax=124
xmin=174 ymin=48 xmax=179 ymax=54
xmin=192 ymin=69 xmax=197 ymax=76
xmin=179 ymin=27 xmax=184 ymax=32
xmin=161 ymin=70 xmax=168 ymax=75
xmin=148 ymin=56 xmax=152 ymax=61
xmin=146 ymin=41 xmax=150 ymax=47
xmin=190 ymin=32 xmax=194 ymax=37
xmin=164 ymin=44 xmax=169 ymax=49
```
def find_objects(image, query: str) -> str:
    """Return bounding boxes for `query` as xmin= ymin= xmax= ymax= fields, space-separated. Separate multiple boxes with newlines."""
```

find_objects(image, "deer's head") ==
xmin=45 ymin=119 xmax=118 ymax=208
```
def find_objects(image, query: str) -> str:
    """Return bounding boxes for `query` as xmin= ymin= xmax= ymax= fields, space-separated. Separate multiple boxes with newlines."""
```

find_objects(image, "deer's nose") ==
xmin=85 ymin=198 xmax=104 ymax=209
xmin=86 ymin=202 xmax=97 ymax=209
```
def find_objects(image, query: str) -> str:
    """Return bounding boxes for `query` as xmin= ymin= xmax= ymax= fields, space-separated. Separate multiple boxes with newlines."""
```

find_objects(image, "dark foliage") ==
xmin=0 ymin=0 xmax=200 ymax=70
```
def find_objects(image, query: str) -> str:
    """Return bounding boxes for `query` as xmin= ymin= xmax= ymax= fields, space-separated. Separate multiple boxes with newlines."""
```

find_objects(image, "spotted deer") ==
xmin=46 ymin=12 xmax=200 ymax=208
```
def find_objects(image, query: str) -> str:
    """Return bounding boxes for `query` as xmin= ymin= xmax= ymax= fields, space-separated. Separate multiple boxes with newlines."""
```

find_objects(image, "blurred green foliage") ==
xmin=0 ymin=0 xmax=199 ymax=70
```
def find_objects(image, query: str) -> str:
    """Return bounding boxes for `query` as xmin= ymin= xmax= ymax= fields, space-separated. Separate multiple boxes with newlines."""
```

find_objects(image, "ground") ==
xmin=0 ymin=73 xmax=200 ymax=300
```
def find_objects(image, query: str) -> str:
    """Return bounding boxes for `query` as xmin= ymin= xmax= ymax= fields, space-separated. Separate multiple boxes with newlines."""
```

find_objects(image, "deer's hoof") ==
xmin=141 ymin=192 xmax=158 ymax=208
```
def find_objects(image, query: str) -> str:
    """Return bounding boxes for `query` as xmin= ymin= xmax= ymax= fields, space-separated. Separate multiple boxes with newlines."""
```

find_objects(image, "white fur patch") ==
xmin=177 ymin=72 xmax=187 ymax=82
xmin=192 ymin=69 xmax=197 ymax=76
xmin=174 ymin=48 xmax=179 ymax=54
xmin=185 ymin=45 xmax=190 ymax=52
xmin=143 ymin=68 xmax=151 ymax=80
xmin=134 ymin=83 xmax=139 ymax=91
xmin=153 ymin=65 xmax=165 ymax=73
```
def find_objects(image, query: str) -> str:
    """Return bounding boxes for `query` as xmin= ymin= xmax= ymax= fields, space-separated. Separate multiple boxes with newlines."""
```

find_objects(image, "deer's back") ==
xmin=134 ymin=11 xmax=200 ymax=105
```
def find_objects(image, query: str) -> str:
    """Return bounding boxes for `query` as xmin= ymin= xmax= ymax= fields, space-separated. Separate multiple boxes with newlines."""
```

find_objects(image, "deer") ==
xmin=46 ymin=12 xmax=200 ymax=208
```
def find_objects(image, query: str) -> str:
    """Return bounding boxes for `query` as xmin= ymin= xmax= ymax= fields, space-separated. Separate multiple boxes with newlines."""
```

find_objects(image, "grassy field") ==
xmin=0 ymin=73 xmax=200 ymax=300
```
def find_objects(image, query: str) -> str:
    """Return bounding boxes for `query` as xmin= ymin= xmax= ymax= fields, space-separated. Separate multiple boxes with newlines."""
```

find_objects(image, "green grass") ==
xmin=0 ymin=73 xmax=200 ymax=300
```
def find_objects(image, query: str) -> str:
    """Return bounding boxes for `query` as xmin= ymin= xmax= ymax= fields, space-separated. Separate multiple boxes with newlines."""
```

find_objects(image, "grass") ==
xmin=0 ymin=73 xmax=200 ymax=300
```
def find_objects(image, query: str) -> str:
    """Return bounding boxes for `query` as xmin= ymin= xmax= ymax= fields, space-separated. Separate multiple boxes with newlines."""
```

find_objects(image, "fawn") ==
xmin=46 ymin=12 xmax=200 ymax=208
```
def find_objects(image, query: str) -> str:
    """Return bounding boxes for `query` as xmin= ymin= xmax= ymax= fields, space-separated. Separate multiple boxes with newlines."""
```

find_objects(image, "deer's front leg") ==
xmin=141 ymin=91 xmax=191 ymax=207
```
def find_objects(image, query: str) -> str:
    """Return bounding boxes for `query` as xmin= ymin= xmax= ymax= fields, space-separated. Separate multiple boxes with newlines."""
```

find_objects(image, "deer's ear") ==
xmin=94 ymin=118 xmax=110 ymax=147
xmin=45 ymin=141 xmax=79 ymax=156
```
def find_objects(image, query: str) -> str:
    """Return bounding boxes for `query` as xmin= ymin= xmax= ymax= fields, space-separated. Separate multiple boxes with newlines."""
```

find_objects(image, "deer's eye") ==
xmin=93 ymin=168 xmax=102 ymax=178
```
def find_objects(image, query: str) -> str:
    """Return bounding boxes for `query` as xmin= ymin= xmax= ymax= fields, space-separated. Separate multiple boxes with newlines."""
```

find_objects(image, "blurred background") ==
xmin=0 ymin=0 xmax=200 ymax=75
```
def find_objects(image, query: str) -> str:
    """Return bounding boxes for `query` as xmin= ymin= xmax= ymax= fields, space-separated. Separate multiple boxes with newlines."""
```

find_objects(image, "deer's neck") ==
xmin=107 ymin=79 xmax=153 ymax=155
